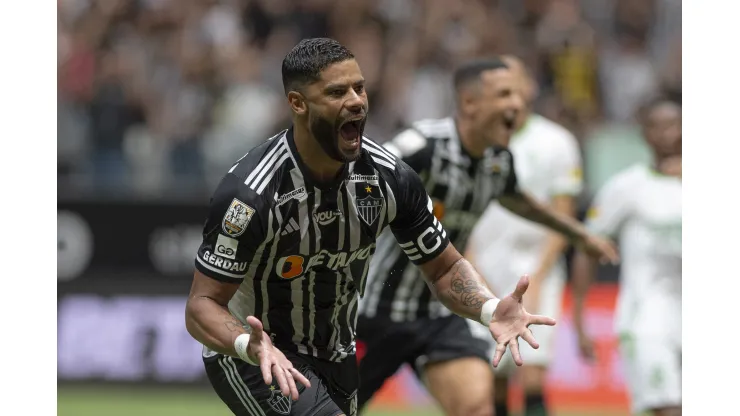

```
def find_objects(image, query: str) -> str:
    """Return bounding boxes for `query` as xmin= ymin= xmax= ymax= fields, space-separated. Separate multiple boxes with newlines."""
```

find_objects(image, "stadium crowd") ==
xmin=57 ymin=0 xmax=681 ymax=197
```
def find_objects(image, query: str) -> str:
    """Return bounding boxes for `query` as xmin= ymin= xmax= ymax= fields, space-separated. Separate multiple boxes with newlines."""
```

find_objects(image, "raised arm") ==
xmin=499 ymin=183 xmax=618 ymax=265
xmin=418 ymin=243 xmax=555 ymax=367
xmin=387 ymin=159 xmax=555 ymax=367
xmin=419 ymin=245 xmax=496 ymax=321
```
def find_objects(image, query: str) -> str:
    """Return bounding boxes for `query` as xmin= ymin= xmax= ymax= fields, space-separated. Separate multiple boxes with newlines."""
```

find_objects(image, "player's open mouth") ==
xmin=503 ymin=111 xmax=517 ymax=130
xmin=339 ymin=119 xmax=363 ymax=149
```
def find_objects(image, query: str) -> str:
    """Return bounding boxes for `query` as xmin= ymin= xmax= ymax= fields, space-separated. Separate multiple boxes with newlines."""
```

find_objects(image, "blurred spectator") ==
xmin=598 ymin=0 xmax=660 ymax=124
xmin=202 ymin=44 xmax=283 ymax=185
xmin=536 ymin=0 xmax=600 ymax=133
xmin=57 ymin=0 xmax=682 ymax=200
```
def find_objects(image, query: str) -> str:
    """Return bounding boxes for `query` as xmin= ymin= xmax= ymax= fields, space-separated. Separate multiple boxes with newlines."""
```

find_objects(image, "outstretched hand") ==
xmin=576 ymin=233 xmax=620 ymax=265
xmin=244 ymin=316 xmax=311 ymax=401
xmin=488 ymin=275 xmax=557 ymax=367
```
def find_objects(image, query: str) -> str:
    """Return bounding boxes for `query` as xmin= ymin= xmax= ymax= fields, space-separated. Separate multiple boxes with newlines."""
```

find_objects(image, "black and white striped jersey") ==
xmin=358 ymin=117 xmax=519 ymax=322
xmin=194 ymin=127 xmax=450 ymax=362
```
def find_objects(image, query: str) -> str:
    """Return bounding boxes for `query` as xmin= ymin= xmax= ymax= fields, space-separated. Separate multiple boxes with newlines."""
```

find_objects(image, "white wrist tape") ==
xmin=480 ymin=298 xmax=500 ymax=326
xmin=234 ymin=334 xmax=259 ymax=366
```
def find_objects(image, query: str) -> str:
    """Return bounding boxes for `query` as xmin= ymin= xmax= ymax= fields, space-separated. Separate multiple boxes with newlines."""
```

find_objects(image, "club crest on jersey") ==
xmin=487 ymin=150 xmax=511 ymax=175
xmin=222 ymin=198 xmax=255 ymax=237
xmin=357 ymin=187 xmax=383 ymax=226
xmin=490 ymin=157 xmax=510 ymax=175
xmin=267 ymin=385 xmax=291 ymax=415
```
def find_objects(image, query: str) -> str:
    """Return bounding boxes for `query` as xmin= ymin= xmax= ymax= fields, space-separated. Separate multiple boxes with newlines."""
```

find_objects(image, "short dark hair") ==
xmin=453 ymin=58 xmax=509 ymax=92
xmin=281 ymin=38 xmax=355 ymax=95
xmin=637 ymin=94 xmax=681 ymax=122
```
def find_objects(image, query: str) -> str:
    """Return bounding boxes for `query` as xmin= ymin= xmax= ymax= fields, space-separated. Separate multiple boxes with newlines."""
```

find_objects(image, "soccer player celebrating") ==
xmin=465 ymin=55 xmax=585 ymax=416
xmin=184 ymin=38 xmax=557 ymax=416
xmin=572 ymin=97 xmax=682 ymax=416
xmin=356 ymin=56 xmax=618 ymax=416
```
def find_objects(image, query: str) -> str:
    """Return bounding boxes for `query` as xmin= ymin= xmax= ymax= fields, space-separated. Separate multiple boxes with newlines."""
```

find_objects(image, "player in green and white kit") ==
xmin=572 ymin=96 xmax=682 ymax=416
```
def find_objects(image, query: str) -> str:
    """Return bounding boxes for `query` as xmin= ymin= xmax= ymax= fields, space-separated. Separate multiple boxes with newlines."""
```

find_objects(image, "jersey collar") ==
xmin=285 ymin=126 xmax=352 ymax=191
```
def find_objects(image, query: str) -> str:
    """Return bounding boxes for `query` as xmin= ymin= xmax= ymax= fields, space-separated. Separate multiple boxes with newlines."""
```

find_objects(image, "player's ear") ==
xmin=458 ymin=89 xmax=478 ymax=117
xmin=287 ymin=91 xmax=307 ymax=116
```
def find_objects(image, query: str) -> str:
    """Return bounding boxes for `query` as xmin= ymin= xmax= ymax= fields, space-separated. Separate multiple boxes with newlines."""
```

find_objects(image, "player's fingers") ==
xmin=492 ymin=342 xmax=507 ymax=367
xmin=279 ymin=361 xmax=301 ymax=400
xmin=290 ymin=367 xmax=311 ymax=389
xmin=260 ymin=357 xmax=273 ymax=385
xmin=528 ymin=314 xmax=556 ymax=326
xmin=605 ymin=246 xmax=620 ymax=264
xmin=520 ymin=328 xmax=539 ymax=349
xmin=594 ymin=241 xmax=619 ymax=264
xmin=272 ymin=364 xmax=291 ymax=398
xmin=510 ymin=339 xmax=523 ymax=366
xmin=599 ymin=251 xmax=615 ymax=264
xmin=284 ymin=369 xmax=300 ymax=401
xmin=511 ymin=275 xmax=530 ymax=302
xmin=246 ymin=316 xmax=264 ymax=336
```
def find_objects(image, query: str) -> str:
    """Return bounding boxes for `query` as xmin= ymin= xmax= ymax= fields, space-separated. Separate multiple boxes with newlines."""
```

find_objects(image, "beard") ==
xmin=308 ymin=112 xmax=363 ymax=163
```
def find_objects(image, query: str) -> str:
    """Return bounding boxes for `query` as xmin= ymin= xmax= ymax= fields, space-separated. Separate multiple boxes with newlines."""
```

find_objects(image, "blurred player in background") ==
xmin=465 ymin=55 xmax=584 ymax=416
xmin=357 ymin=57 xmax=618 ymax=416
xmin=185 ymin=38 xmax=559 ymax=416
xmin=572 ymin=97 xmax=682 ymax=416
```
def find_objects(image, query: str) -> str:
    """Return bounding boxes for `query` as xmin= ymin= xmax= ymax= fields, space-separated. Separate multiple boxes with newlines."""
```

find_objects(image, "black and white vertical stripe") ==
xmin=211 ymin=131 xmax=402 ymax=362
xmin=360 ymin=117 xmax=510 ymax=322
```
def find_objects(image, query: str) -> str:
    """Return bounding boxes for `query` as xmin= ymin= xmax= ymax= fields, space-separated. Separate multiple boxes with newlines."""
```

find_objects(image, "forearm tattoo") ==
xmin=447 ymin=261 xmax=493 ymax=310
xmin=224 ymin=316 xmax=250 ymax=334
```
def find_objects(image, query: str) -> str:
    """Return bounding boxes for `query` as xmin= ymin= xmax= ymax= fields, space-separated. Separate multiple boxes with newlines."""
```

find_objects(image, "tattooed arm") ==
xmin=418 ymin=244 xmax=498 ymax=322
xmin=185 ymin=269 xmax=248 ymax=356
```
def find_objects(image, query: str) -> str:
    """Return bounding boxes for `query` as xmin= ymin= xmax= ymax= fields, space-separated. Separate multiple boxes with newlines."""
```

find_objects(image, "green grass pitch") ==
xmin=57 ymin=386 xmax=628 ymax=416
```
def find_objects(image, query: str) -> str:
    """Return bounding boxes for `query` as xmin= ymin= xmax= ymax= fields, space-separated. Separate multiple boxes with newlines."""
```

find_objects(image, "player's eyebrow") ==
xmin=323 ymin=79 xmax=365 ymax=91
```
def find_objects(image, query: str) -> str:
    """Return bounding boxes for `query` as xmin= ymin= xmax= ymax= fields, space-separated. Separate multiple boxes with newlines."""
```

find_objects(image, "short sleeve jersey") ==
xmin=584 ymin=164 xmax=682 ymax=333
xmin=195 ymin=127 xmax=450 ymax=361
xmin=358 ymin=117 xmax=518 ymax=322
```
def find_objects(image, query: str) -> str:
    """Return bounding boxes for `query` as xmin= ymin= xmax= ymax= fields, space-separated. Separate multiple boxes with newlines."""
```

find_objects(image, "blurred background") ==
xmin=57 ymin=0 xmax=681 ymax=415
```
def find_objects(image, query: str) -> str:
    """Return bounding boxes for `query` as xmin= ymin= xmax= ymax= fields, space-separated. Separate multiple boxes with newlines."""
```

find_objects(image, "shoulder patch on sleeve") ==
xmin=222 ymin=198 xmax=256 ymax=237
xmin=386 ymin=129 xmax=428 ymax=158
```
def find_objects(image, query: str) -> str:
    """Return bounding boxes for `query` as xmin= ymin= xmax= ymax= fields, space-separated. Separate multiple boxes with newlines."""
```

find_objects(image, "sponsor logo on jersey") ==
xmin=275 ymin=244 xmax=376 ymax=279
xmin=202 ymin=250 xmax=248 ymax=273
xmin=313 ymin=209 xmax=342 ymax=226
xmin=275 ymin=255 xmax=304 ymax=279
xmin=357 ymin=184 xmax=383 ymax=226
xmin=281 ymin=217 xmax=300 ymax=236
xmin=276 ymin=186 xmax=307 ymax=206
xmin=267 ymin=385 xmax=291 ymax=415
xmin=349 ymin=174 xmax=378 ymax=182
xmin=215 ymin=234 xmax=238 ymax=259
xmin=222 ymin=199 xmax=255 ymax=237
